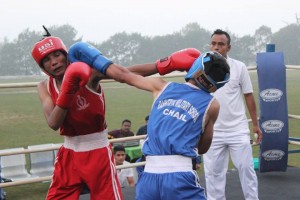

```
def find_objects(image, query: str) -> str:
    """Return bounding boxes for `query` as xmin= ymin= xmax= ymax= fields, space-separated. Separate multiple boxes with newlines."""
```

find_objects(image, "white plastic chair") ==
xmin=0 ymin=147 xmax=32 ymax=181
xmin=28 ymin=144 xmax=55 ymax=177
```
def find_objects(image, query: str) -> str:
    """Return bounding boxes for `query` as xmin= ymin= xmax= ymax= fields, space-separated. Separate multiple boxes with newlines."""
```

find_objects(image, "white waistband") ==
xmin=64 ymin=130 xmax=109 ymax=152
xmin=144 ymin=155 xmax=193 ymax=173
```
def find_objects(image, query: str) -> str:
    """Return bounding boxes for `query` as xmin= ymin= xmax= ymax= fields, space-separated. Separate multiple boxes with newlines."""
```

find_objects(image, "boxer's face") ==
xmin=42 ymin=50 xmax=68 ymax=78
xmin=209 ymin=34 xmax=231 ymax=58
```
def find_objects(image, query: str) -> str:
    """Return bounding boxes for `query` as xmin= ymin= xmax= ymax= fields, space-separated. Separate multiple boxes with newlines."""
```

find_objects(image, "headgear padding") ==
xmin=185 ymin=51 xmax=230 ymax=92
xmin=31 ymin=36 xmax=67 ymax=68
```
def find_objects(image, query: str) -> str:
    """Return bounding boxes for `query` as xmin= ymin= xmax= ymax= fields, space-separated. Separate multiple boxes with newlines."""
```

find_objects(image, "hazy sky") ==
xmin=1 ymin=0 xmax=299 ymax=43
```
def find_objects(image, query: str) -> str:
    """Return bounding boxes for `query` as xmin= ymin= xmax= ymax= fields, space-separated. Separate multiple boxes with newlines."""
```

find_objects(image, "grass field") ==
xmin=0 ymin=70 xmax=299 ymax=199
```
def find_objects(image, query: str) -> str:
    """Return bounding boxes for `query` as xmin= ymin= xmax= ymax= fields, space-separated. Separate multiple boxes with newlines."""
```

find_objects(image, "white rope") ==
xmin=0 ymin=79 xmax=116 ymax=89
xmin=289 ymin=140 xmax=300 ymax=146
xmin=0 ymin=135 xmax=147 ymax=156
xmin=1 ymin=65 xmax=300 ymax=89
xmin=0 ymin=161 xmax=147 ymax=188
xmin=0 ymin=72 xmax=182 ymax=89
xmin=0 ymin=134 xmax=295 ymax=188
xmin=0 ymin=82 xmax=38 ymax=88
xmin=286 ymin=65 xmax=300 ymax=70
xmin=247 ymin=66 xmax=257 ymax=70
xmin=116 ymin=161 xmax=146 ymax=169
xmin=0 ymin=145 xmax=61 ymax=156
xmin=109 ymin=135 xmax=146 ymax=143
xmin=246 ymin=65 xmax=300 ymax=71
xmin=289 ymin=114 xmax=300 ymax=120
xmin=0 ymin=176 xmax=52 ymax=188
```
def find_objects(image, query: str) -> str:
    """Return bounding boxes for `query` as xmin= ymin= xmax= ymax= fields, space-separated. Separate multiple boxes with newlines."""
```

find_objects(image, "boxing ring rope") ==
xmin=0 ymin=66 xmax=299 ymax=188
xmin=289 ymin=140 xmax=300 ymax=146
xmin=0 ymin=161 xmax=148 ymax=188
xmin=0 ymin=71 xmax=185 ymax=89
xmin=0 ymin=128 xmax=284 ymax=188
xmin=0 ymin=65 xmax=298 ymax=89
xmin=0 ymin=135 xmax=146 ymax=157
xmin=0 ymin=135 xmax=147 ymax=188
xmin=288 ymin=114 xmax=300 ymax=120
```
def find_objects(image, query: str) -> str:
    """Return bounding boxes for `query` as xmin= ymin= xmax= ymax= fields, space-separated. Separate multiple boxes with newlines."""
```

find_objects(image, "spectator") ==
xmin=114 ymin=145 xmax=135 ymax=188
xmin=136 ymin=115 xmax=149 ymax=136
xmin=109 ymin=119 xmax=134 ymax=138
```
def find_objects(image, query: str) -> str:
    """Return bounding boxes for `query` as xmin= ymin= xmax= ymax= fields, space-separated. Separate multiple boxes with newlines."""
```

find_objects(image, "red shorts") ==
xmin=46 ymin=144 xmax=123 ymax=200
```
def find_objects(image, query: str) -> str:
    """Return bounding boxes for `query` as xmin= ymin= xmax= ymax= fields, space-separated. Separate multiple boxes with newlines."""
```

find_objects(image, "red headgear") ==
xmin=31 ymin=36 xmax=68 ymax=68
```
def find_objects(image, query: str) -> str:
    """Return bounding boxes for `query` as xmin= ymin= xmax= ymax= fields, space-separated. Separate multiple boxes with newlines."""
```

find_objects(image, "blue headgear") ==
xmin=185 ymin=51 xmax=230 ymax=93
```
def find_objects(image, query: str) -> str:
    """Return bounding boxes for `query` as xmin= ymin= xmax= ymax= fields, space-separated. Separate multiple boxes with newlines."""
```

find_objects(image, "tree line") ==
xmin=0 ymin=22 xmax=299 ymax=76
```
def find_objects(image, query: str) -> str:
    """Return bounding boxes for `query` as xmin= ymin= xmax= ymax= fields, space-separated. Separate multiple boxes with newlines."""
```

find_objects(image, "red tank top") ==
xmin=48 ymin=77 xmax=107 ymax=136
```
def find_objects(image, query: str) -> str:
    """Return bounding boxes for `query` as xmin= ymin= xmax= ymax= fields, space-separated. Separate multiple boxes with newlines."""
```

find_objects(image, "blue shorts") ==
xmin=136 ymin=171 xmax=206 ymax=200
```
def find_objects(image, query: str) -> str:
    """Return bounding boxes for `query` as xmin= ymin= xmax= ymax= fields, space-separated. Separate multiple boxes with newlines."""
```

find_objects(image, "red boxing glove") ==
xmin=56 ymin=62 xmax=92 ymax=109
xmin=156 ymin=48 xmax=201 ymax=75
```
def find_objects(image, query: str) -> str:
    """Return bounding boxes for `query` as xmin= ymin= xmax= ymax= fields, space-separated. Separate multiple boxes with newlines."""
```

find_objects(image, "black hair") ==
xmin=122 ymin=119 xmax=131 ymax=124
xmin=113 ymin=145 xmax=125 ymax=153
xmin=204 ymin=52 xmax=230 ymax=82
xmin=145 ymin=115 xmax=149 ymax=121
xmin=211 ymin=29 xmax=231 ymax=45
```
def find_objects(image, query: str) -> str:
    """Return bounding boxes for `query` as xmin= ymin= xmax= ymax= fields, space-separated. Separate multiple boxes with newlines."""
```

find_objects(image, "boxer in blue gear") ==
xmin=138 ymin=52 xmax=229 ymax=200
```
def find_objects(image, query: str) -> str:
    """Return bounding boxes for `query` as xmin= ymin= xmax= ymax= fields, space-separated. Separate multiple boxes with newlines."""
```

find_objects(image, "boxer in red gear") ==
xmin=31 ymin=29 xmax=200 ymax=199
xmin=32 ymin=36 xmax=123 ymax=200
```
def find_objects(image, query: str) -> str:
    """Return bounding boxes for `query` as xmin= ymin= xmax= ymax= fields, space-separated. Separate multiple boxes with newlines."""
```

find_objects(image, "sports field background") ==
xmin=0 ymin=70 xmax=299 ymax=199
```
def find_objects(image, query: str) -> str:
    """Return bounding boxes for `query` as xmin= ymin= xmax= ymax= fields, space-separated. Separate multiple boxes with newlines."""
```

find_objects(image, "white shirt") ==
xmin=117 ymin=161 xmax=134 ymax=188
xmin=212 ymin=57 xmax=253 ymax=132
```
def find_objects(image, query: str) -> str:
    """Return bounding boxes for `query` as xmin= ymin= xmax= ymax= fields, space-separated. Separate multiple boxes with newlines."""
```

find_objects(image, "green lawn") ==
xmin=0 ymin=70 xmax=299 ymax=199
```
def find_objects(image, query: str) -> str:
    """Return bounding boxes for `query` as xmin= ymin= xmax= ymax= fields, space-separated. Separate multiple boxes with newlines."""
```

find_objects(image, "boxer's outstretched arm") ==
xmin=127 ymin=48 xmax=201 ymax=76
xmin=68 ymin=42 xmax=200 ymax=77
xmin=127 ymin=63 xmax=158 ymax=76
xmin=105 ymin=63 xmax=166 ymax=98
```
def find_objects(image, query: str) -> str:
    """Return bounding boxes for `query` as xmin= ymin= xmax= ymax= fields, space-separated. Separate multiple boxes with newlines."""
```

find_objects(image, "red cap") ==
xmin=31 ymin=36 xmax=67 ymax=68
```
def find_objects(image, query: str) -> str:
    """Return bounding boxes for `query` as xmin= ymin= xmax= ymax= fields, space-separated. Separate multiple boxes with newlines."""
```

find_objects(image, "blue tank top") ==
xmin=142 ymin=82 xmax=214 ymax=158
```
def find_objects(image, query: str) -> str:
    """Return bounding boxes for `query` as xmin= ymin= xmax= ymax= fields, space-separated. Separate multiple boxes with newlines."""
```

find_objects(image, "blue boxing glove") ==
xmin=68 ymin=42 xmax=113 ymax=75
